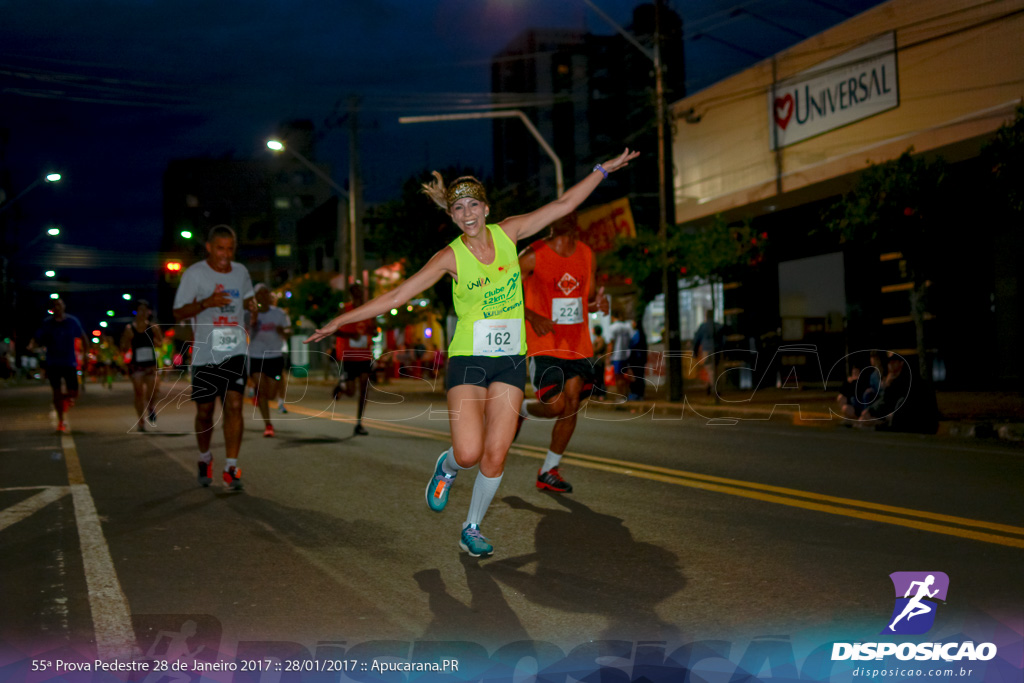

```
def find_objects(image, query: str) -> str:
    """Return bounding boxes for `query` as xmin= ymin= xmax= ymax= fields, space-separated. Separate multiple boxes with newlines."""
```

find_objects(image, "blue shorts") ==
xmin=612 ymin=359 xmax=628 ymax=375
xmin=446 ymin=355 xmax=526 ymax=392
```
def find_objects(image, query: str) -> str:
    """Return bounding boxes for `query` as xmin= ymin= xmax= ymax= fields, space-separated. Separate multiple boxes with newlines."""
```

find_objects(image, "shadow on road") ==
xmin=413 ymin=555 xmax=530 ymax=646
xmin=276 ymin=435 xmax=351 ymax=446
xmin=487 ymin=494 xmax=686 ymax=642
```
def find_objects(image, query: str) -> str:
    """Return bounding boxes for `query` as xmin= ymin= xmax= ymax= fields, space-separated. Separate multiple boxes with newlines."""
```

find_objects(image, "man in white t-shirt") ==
xmin=246 ymin=284 xmax=292 ymax=437
xmin=172 ymin=224 xmax=256 ymax=491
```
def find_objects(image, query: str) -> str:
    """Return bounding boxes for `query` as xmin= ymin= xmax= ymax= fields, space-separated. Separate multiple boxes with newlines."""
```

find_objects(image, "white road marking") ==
xmin=0 ymin=486 xmax=69 ymax=532
xmin=61 ymin=433 xmax=137 ymax=660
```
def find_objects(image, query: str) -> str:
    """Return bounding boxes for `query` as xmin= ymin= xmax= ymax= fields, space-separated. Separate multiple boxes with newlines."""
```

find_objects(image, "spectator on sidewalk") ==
xmin=626 ymin=316 xmax=648 ymax=401
xmin=859 ymin=352 xmax=937 ymax=433
xmin=591 ymin=324 xmax=608 ymax=401
xmin=837 ymin=362 xmax=873 ymax=419
xmin=607 ymin=312 xmax=633 ymax=401
xmin=693 ymin=309 xmax=723 ymax=395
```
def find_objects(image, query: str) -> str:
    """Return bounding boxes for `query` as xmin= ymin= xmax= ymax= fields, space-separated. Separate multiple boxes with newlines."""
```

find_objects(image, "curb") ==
xmin=583 ymin=398 xmax=1024 ymax=443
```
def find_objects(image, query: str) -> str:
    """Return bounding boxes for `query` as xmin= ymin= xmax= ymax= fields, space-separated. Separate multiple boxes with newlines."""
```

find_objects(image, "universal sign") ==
xmin=769 ymin=32 xmax=899 ymax=149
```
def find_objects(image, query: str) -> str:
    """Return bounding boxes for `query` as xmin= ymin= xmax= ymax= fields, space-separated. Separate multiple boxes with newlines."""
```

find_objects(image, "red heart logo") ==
xmin=774 ymin=94 xmax=794 ymax=130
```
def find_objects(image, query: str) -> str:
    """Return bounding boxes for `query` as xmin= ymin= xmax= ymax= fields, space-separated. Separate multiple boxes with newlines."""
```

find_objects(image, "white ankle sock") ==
xmin=225 ymin=457 xmax=237 ymax=471
xmin=540 ymin=449 xmax=562 ymax=473
xmin=465 ymin=471 xmax=503 ymax=527
xmin=199 ymin=451 xmax=212 ymax=464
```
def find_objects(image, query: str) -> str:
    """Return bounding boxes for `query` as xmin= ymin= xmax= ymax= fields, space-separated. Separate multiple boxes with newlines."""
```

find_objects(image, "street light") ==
xmin=47 ymin=226 xmax=61 ymax=236
xmin=266 ymin=138 xmax=358 ymax=281
xmin=0 ymin=171 xmax=63 ymax=216
xmin=266 ymin=139 xmax=349 ymax=198
xmin=399 ymin=111 xmax=564 ymax=197
xmin=582 ymin=0 xmax=684 ymax=401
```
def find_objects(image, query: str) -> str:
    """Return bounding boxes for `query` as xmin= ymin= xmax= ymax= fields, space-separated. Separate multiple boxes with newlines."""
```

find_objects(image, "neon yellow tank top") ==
xmin=448 ymin=224 xmax=527 ymax=357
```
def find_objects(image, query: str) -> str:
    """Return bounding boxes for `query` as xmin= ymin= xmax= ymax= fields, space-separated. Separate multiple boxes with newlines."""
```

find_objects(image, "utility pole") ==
xmin=583 ymin=0 xmax=683 ymax=401
xmin=348 ymin=96 xmax=363 ymax=285
xmin=655 ymin=0 xmax=684 ymax=401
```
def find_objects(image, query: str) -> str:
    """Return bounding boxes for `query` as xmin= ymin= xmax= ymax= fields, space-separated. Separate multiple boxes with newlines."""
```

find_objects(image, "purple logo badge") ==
xmin=882 ymin=571 xmax=949 ymax=635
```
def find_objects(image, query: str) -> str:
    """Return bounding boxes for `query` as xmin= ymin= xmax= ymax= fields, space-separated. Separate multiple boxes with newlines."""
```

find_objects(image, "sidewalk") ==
xmin=6 ymin=371 xmax=1019 ymax=443
xmin=313 ymin=372 xmax=1024 ymax=444
xmin=587 ymin=381 xmax=1024 ymax=443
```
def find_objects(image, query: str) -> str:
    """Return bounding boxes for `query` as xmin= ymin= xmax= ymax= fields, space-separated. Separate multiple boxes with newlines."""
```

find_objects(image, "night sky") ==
xmin=1 ymin=0 xmax=885 ymax=332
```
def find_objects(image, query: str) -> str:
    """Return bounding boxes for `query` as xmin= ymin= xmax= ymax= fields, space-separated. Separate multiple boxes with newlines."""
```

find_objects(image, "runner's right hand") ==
xmin=528 ymin=315 xmax=555 ymax=337
xmin=204 ymin=292 xmax=232 ymax=309
xmin=305 ymin=321 xmax=341 ymax=344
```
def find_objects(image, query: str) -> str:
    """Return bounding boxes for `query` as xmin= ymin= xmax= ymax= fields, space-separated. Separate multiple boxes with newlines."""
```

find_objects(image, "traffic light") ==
xmin=164 ymin=260 xmax=184 ymax=283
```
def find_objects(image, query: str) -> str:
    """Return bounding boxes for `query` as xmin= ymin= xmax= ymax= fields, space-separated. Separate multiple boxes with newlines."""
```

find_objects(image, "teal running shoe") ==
xmin=459 ymin=524 xmax=493 ymax=557
xmin=426 ymin=451 xmax=456 ymax=512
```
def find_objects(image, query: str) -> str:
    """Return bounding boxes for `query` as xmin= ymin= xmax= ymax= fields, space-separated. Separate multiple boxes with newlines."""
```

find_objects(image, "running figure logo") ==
xmin=882 ymin=571 xmax=949 ymax=635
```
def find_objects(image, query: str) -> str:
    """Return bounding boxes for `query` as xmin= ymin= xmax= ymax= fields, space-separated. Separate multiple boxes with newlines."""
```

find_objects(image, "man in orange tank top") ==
xmin=516 ymin=212 xmax=608 ymax=493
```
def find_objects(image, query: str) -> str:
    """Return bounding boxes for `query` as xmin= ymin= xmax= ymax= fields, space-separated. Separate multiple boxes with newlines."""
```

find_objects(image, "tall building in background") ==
xmin=491 ymin=4 xmax=685 ymax=225
xmin=158 ymin=120 xmax=340 ymax=319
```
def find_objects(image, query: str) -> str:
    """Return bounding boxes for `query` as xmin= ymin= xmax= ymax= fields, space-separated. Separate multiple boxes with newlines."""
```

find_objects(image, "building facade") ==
xmin=669 ymin=0 xmax=1023 ymax=387
xmin=158 ymin=121 xmax=342 ymax=320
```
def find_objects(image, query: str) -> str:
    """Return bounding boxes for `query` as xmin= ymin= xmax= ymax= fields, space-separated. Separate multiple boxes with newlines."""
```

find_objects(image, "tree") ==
xmin=824 ymin=148 xmax=952 ymax=380
xmin=984 ymin=104 xmax=1024 ymax=217
xmin=601 ymin=215 xmax=767 ymax=310
xmin=601 ymin=215 xmax=766 ymax=401
xmin=277 ymin=272 xmax=348 ymax=329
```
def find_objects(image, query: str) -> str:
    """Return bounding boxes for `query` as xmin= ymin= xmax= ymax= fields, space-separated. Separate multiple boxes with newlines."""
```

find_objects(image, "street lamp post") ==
xmin=399 ymin=110 xmax=564 ymax=197
xmin=0 ymin=172 xmax=62 ymax=216
xmin=1 ymin=224 xmax=63 ymax=339
xmin=266 ymin=140 xmax=357 ymax=281
xmin=582 ymin=0 xmax=683 ymax=401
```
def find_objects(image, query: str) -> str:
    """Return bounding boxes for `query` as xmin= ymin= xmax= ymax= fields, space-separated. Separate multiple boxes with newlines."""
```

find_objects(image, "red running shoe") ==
xmin=223 ymin=466 xmax=243 ymax=491
xmin=536 ymin=467 xmax=573 ymax=493
xmin=263 ymin=424 xmax=275 ymax=437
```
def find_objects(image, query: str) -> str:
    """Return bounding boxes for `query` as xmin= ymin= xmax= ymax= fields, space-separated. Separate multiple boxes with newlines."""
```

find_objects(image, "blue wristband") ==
xmin=593 ymin=163 xmax=608 ymax=179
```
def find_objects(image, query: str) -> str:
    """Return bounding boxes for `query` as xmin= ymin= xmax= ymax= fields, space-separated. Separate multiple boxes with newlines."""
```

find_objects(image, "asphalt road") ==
xmin=1 ymin=376 xmax=1021 ymax=679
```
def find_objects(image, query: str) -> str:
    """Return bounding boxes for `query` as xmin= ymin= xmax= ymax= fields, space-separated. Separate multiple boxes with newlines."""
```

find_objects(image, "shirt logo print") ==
xmin=557 ymin=273 xmax=579 ymax=295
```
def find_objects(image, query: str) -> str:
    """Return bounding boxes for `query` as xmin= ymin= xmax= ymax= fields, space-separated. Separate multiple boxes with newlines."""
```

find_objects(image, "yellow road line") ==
xmin=287 ymin=404 xmax=1024 ymax=548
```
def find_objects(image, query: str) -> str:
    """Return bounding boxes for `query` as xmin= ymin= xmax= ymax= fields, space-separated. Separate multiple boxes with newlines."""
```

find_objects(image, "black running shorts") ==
xmin=446 ymin=354 xmax=527 ymax=392
xmin=529 ymin=355 xmax=595 ymax=402
xmin=47 ymin=365 xmax=79 ymax=394
xmin=342 ymin=359 xmax=374 ymax=379
xmin=250 ymin=355 xmax=285 ymax=379
xmin=191 ymin=354 xmax=248 ymax=404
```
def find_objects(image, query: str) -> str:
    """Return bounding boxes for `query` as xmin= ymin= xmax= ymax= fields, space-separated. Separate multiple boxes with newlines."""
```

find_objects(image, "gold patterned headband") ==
xmin=446 ymin=179 xmax=488 ymax=209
